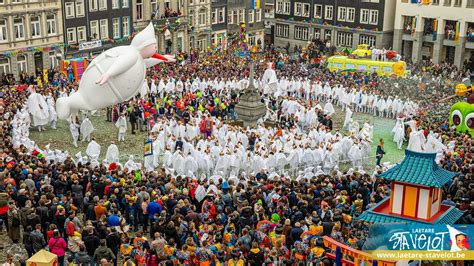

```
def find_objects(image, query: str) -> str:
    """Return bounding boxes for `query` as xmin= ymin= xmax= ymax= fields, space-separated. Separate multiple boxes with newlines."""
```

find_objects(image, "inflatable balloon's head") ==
xmin=449 ymin=100 xmax=474 ymax=137
xmin=131 ymin=22 xmax=157 ymax=58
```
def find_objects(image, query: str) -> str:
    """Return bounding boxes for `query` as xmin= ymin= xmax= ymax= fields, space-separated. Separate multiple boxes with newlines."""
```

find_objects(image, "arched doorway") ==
xmin=34 ymin=51 xmax=43 ymax=74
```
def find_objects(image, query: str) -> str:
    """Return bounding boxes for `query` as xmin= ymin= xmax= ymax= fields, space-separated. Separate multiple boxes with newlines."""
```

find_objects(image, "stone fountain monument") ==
xmin=234 ymin=62 xmax=267 ymax=128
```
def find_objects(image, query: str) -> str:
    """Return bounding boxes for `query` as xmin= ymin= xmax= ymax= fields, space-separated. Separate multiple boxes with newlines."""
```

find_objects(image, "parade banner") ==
xmin=363 ymin=224 xmax=474 ymax=260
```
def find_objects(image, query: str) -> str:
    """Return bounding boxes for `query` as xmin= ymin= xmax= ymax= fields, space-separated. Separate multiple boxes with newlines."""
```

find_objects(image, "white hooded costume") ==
xmin=86 ymin=140 xmax=101 ymax=161
xmin=106 ymin=143 xmax=120 ymax=163
xmin=27 ymin=87 xmax=49 ymax=129
xmin=80 ymin=117 xmax=94 ymax=141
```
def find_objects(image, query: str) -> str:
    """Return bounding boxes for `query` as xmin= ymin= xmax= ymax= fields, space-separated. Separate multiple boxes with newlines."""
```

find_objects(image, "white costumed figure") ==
xmin=56 ymin=22 xmax=175 ymax=120
xmin=262 ymin=62 xmax=278 ymax=96
xmin=343 ymin=106 xmax=353 ymax=130
xmin=27 ymin=86 xmax=49 ymax=131
xmin=69 ymin=117 xmax=80 ymax=147
xmin=116 ymin=113 xmax=127 ymax=141
xmin=46 ymin=93 xmax=58 ymax=129
xmin=86 ymin=139 xmax=101 ymax=161
xmin=106 ymin=142 xmax=120 ymax=163
xmin=80 ymin=116 xmax=94 ymax=141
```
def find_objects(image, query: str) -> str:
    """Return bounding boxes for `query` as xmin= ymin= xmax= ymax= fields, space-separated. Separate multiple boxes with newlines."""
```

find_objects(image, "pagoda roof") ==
xmin=356 ymin=198 xmax=464 ymax=225
xmin=379 ymin=149 xmax=457 ymax=188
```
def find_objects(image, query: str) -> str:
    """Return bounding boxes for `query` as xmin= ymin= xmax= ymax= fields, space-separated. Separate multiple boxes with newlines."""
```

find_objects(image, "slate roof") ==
xmin=379 ymin=149 xmax=457 ymax=187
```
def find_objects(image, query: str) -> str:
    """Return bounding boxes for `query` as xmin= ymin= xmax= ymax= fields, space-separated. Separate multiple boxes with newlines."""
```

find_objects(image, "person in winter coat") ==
xmin=23 ymin=226 xmax=35 ymax=257
xmin=48 ymin=230 xmax=67 ymax=266
xmin=7 ymin=202 xmax=21 ymax=243
xmin=106 ymin=227 xmax=121 ymax=266
xmin=247 ymin=241 xmax=265 ymax=265
xmin=84 ymin=228 xmax=101 ymax=259
xmin=94 ymin=239 xmax=116 ymax=263
xmin=30 ymin=224 xmax=47 ymax=253
xmin=75 ymin=246 xmax=92 ymax=265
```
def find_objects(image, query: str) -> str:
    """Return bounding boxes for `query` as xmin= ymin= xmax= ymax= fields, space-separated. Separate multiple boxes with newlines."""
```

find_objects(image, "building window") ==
xmin=77 ymin=26 xmax=86 ymax=42
xmin=314 ymin=28 xmax=321 ymax=40
xmin=30 ymin=16 xmax=41 ymax=38
xmin=337 ymin=7 xmax=346 ymax=21
xmin=17 ymin=55 xmax=27 ymax=73
xmin=359 ymin=34 xmax=376 ymax=47
xmin=360 ymin=9 xmax=369 ymax=24
xmin=46 ymin=15 xmax=56 ymax=35
xmin=325 ymin=5 xmax=333 ymax=20
xmin=347 ymin=8 xmax=355 ymax=22
xmin=284 ymin=1 xmax=290 ymax=14
xmin=14 ymin=18 xmax=25 ymax=40
xmin=0 ymin=57 xmax=10 ymax=75
xmin=275 ymin=23 xmax=289 ymax=38
xmin=151 ymin=0 xmax=158 ymax=17
xmin=314 ymin=4 xmax=322 ymax=19
xmin=0 ymin=20 xmax=7 ymax=42
xmin=256 ymin=9 xmax=262 ymax=22
xmin=122 ymin=0 xmax=128 ymax=8
xmin=100 ymin=19 xmax=108 ymax=39
xmin=90 ymin=20 xmax=99 ymax=39
xmin=276 ymin=0 xmax=290 ymax=15
xmin=238 ymin=9 xmax=245 ymax=23
xmin=89 ymin=0 xmax=97 ymax=11
xmin=198 ymin=9 xmax=207 ymax=26
xmin=248 ymin=33 xmax=256 ymax=45
xmin=337 ymin=32 xmax=353 ymax=47
xmin=211 ymin=9 xmax=217 ymax=24
xmin=122 ymin=16 xmax=129 ymax=37
xmin=249 ymin=9 xmax=254 ymax=23
xmin=325 ymin=29 xmax=332 ymax=40
xmin=444 ymin=0 xmax=452 ymax=6
xmin=11 ymin=0 xmax=21 ymax=3
xmin=227 ymin=11 xmax=232 ymax=24
xmin=112 ymin=18 xmax=120 ymax=38
xmin=112 ymin=0 xmax=119 ymax=9
xmin=67 ymin=27 xmax=77 ymax=43
xmin=369 ymin=10 xmax=378 ymax=25
xmin=99 ymin=0 xmax=107 ymax=10
xmin=49 ymin=51 xmax=58 ymax=69
xmin=454 ymin=0 xmax=461 ymax=6
xmin=233 ymin=10 xmax=238 ymax=24
xmin=65 ymin=2 xmax=75 ymax=18
xmin=294 ymin=2 xmax=310 ymax=17
xmin=0 ymin=0 xmax=5 ymax=4
xmin=76 ymin=0 xmax=85 ymax=17
xmin=432 ymin=0 xmax=439 ymax=4
xmin=294 ymin=26 xmax=309 ymax=40
xmin=136 ymin=0 xmax=143 ymax=20
xmin=218 ymin=7 xmax=225 ymax=23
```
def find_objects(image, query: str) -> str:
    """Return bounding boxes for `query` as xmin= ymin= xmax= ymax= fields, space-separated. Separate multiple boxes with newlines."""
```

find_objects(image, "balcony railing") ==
xmin=152 ymin=15 xmax=186 ymax=26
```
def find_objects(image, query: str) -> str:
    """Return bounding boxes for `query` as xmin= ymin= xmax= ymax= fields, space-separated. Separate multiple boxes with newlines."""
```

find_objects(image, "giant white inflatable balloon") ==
xmin=56 ymin=22 xmax=175 ymax=120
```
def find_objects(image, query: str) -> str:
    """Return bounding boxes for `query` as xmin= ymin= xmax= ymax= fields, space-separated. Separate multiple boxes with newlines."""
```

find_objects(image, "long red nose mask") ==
xmin=152 ymin=53 xmax=168 ymax=61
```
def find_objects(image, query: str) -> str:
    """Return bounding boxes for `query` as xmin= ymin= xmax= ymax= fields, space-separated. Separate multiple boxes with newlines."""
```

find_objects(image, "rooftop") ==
xmin=379 ymin=149 xmax=458 ymax=187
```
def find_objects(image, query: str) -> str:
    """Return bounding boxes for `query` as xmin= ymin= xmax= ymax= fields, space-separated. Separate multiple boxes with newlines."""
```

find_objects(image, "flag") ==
xmin=251 ymin=0 xmax=260 ymax=9
xmin=411 ymin=17 xmax=417 ymax=37
xmin=432 ymin=19 xmax=437 ymax=41
xmin=454 ymin=21 xmax=460 ymax=44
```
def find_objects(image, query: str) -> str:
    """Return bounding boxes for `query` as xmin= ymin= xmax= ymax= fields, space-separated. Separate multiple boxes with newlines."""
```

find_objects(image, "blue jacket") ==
xmin=147 ymin=201 xmax=162 ymax=219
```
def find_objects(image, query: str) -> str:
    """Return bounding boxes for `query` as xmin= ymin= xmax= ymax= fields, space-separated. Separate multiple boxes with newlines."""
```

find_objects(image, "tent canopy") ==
xmin=27 ymin=249 xmax=57 ymax=265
